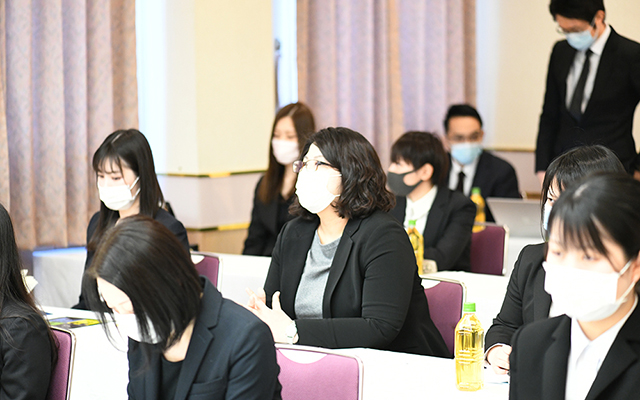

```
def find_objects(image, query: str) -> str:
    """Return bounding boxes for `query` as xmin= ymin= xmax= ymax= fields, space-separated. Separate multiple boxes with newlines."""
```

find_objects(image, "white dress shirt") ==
xmin=403 ymin=185 xmax=438 ymax=235
xmin=565 ymin=294 xmax=637 ymax=400
xmin=565 ymin=24 xmax=611 ymax=112
xmin=447 ymin=157 xmax=480 ymax=196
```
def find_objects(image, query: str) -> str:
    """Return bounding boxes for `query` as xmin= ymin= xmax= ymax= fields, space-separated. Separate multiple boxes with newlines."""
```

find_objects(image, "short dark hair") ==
xmin=390 ymin=131 xmax=449 ymax=187
xmin=290 ymin=127 xmax=395 ymax=220
xmin=89 ymin=129 xmax=164 ymax=252
xmin=85 ymin=216 xmax=201 ymax=351
xmin=443 ymin=104 xmax=483 ymax=133
xmin=549 ymin=173 xmax=640 ymax=265
xmin=549 ymin=0 xmax=605 ymax=22
xmin=259 ymin=102 xmax=316 ymax=204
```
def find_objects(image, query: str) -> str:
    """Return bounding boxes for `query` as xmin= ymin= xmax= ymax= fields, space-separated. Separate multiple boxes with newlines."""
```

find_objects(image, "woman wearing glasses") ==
xmin=243 ymin=103 xmax=315 ymax=256
xmin=510 ymin=173 xmax=640 ymax=399
xmin=246 ymin=127 xmax=449 ymax=357
xmin=85 ymin=217 xmax=281 ymax=400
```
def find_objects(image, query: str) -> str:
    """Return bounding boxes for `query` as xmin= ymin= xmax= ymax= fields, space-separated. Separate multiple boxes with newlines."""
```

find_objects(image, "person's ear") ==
xmin=477 ymin=129 xmax=485 ymax=142
xmin=631 ymin=252 xmax=640 ymax=285
xmin=416 ymin=163 xmax=434 ymax=183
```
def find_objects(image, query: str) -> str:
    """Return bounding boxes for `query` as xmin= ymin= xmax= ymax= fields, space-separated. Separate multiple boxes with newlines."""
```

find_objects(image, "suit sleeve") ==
xmin=162 ymin=214 xmax=190 ymax=253
xmin=424 ymin=195 xmax=475 ymax=271
xmin=536 ymin=42 xmax=564 ymax=173
xmin=293 ymin=220 xmax=417 ymax=349
xmin=225 ymin=318 xmax=281 ymax=400
xmin=0 ymin=317 xmax=53 ymax=400
xmin=493 ymin=163 xmax=521 ymax=199
xmin=243 ymin=179 xmax=268 ymax=256
xmin=485 ymin=247 xmax=530 ymax=349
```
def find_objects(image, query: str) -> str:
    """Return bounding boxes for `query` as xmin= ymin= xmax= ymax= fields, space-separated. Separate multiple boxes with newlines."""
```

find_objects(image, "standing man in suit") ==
xmin=443 ymin=104 xmax=521 ymax=222
xmin=536 ymin=0 xmax=640 ymax=181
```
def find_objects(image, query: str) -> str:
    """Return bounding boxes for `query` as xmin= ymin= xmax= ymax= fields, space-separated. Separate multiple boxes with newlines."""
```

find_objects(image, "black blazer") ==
xmin=74 ymin=208 xmax=189 ymax=309
xmin=264 ymin=211 xmax=450 ymax=357
xmin=243 ymin=177 xmax=294 ymax=256
xmin=0 ymin=301 xmax=53 ymax=400
xmin=449 ymin=151 xmax=520 ymax=222
xmin=536 ymin=27 xmax=640 ymax=172
xmin=510 ymin=306 xmax=640 ymax=400
xmin=390 ymin=187 xmax=475 ymax=271
xmin=127 ymin=278 xmax=281 ymax=400
xmin=485 ymin=243 xmax=550 ymax=350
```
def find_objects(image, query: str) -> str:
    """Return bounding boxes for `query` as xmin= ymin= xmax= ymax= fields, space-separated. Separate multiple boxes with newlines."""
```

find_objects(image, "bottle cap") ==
xmin=471 ymin=187 xmax=481 ymax=196
xmin=408 ymin=219 xmax=416 ymax=227
xmin=463 ymin=302 xmax=476 ymax=312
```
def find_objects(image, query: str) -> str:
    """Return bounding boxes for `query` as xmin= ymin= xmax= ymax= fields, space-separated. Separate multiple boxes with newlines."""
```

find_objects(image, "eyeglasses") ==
xmin=293 ymin=159 xmax=334 ymax=173
xmin=556 ymin=18 xmax=595 ymax=35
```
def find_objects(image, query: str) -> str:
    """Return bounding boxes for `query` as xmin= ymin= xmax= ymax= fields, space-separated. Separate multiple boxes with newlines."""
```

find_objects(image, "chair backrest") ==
xmin=47 ymin=327 xmax=76 ymax=400
xmin=470 ymin=223 xmax=509 ymax=276
xmin=276 ymin=344 xmax=363 ymax=400
xmin=191 ymin=251 xmax=222 ymax=287
xmin=422 ymin=277 xmax=466 ymax=356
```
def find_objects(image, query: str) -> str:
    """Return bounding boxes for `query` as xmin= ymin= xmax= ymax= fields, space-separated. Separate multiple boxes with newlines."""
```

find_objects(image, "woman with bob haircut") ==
xmin=243 ymin=102 xmax=315 ymax=256
xmin=485 ymin=145 xmax=625 ymax=375
xmin=510 ymin=173 xmax=640 ymax=399
xmin=74 ymin=129 xmax=188 ymax=309
xmin=0 ymin=203 xmax=56 ymax=399
xmin=246 ymin=127 xmax=449 ymax=357
xmin=387 ymin=131 xmax=476 ymax=271
xmin=85 ymin=216 xmax=281 ymax=400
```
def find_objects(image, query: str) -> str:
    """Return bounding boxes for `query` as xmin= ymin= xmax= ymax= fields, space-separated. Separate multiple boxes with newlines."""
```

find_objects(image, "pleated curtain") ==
xmin=297 ymin=0 xmax=476 ymax=167
xmin=0 ymin=0 xmax=138 ymax=249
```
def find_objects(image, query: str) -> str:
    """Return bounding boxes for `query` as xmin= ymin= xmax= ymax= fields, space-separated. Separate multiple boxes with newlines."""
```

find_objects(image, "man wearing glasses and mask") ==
xmin=536 ymin=0 xmax=640 ymax=182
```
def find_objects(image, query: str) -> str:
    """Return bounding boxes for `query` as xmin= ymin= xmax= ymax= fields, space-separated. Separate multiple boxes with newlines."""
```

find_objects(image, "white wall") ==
xmin=477 ymin=0 xmax=640 ymax=151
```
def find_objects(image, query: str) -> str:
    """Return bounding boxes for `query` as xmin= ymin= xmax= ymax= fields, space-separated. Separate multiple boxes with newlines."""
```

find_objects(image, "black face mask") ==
xmin=387 ymin=170 xmax=419 ymax=197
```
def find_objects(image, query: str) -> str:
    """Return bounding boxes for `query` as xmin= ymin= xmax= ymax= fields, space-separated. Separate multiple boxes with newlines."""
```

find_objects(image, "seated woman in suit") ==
xmin=84 ymin=216 xmax=281 ymax=400
xmin=485 ymin=145 xmax=625 ymax=374
xmin=0 ymin=203 xmax=56 ymax=399
xmin=243 ymin=102 xmax=315 ymax=256
xmin=74 ymin=129 xmax=189 ymax=309
xmin=246 ymin=127 xmax=449 ymax=357
xmin=510 ymin=173 xmax=640 ymax=399
xmin=387 ymin=131 xmax=476 ymax=271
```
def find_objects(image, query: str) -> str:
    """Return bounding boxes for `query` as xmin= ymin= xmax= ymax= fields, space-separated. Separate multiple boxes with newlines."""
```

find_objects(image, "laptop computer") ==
xmin=486 ymin=198 xmax=543 ymax=238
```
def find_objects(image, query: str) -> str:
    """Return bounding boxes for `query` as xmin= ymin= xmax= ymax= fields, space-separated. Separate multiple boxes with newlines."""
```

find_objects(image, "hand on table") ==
xmin=244 ymin=289 xmax=295 ymax=344
xmin=487 ymin=344 xmax=511 ymax=375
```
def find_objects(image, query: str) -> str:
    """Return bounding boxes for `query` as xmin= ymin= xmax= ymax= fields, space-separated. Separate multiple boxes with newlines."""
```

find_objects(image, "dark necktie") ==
xmin=569 ymin=49 xmax=592 ymax=122
xmin=455 ymin=171 xmax=465 ymax=193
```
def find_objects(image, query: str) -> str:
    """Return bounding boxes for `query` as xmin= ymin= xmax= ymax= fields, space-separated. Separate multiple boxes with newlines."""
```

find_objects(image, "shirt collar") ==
xmin=589 ymin=23 xmax=611 ymax=56
xmin=406 ymin=185 xmax=438 ymax=221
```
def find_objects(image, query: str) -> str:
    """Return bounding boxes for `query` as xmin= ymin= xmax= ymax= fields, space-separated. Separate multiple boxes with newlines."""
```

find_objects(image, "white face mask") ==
xmin=112 ymin=312 xmax=162 ymax=344
xmin=543 ymin=203 xmax=552 ymax=232
xmin=272 ymin=139 xmax=300 ymax=165
xmin=98 ymin=177 xmax=140 ymax=211
xmin=295 ymin=167 xmax=341 ymax=214
xmin=543 ymin=259 xmax=636 ymax=322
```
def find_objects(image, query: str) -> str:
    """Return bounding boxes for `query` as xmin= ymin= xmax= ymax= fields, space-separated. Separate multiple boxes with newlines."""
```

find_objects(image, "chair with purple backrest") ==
xmin=47 ymin=327 xmax=76 ymax=400
xmin=470 ymin=223 xmax=509 ymax=276
xmin=422 ymin=276 xmax=466 ymax=356
xmin=191 ymin=251 xmax=222 ymax=288
xmin=276 ymin=344 xmax=363 ymax=400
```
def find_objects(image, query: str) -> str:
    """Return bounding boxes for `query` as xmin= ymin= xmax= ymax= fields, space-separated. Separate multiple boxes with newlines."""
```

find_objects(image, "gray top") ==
xmin=294 ymin=230 xmax=341 ymax=319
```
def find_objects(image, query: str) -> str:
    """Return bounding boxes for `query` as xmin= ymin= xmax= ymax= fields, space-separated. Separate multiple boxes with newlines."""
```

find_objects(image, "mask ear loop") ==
xmin=616 ymin=258 xmax=639 ymax=303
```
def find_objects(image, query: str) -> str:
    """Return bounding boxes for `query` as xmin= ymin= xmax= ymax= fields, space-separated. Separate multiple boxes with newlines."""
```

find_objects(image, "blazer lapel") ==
xmin=559 ymin=44 xmax=577 ymax=110
xmin=423 ymin=188 xmax=447 ymax=247
xmin=322 ymin=218 xmax=359 ymax=317
xmin=174 ymin=280 xmax=221 ymax=400
xmin=280 ymin=219 xmax=316 ymax=318
xmin=542 ymin=316 xmax=571 ymax=400
xmin=585 ymin=304 xmax=640 ymax=400
xmin=583 ymin=28 xmax=618 ymax=121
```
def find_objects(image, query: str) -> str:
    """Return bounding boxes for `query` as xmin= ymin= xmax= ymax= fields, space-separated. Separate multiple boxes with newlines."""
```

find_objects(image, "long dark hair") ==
xmin=549 ymin=173 xmax=640 ymax=266
xmin=0 ymin=204 xmax=56 ymax=366
xmin=85 ymin=216 xmax=201 ymax=352
xmin=290 ymin=127 xmax=395 ymax=220
xmin=258 ymin=103 xmax=315 ymax=204
xmin=88 ymin=129 xmax=164 ymax=252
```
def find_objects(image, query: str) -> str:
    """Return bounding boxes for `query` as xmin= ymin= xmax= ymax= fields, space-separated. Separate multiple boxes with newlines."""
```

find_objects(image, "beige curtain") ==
xmin=298 ymin=0 xmax=475 ymax=167
xmin=0 ymin=0 xmax=138 ymax=250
